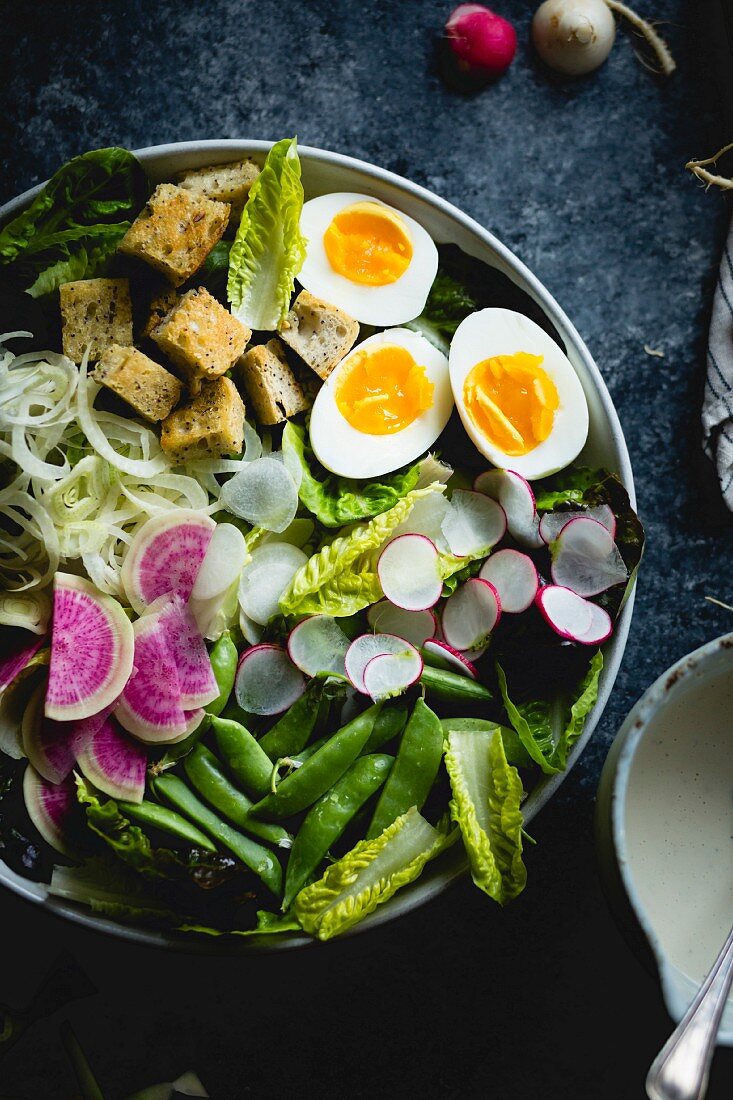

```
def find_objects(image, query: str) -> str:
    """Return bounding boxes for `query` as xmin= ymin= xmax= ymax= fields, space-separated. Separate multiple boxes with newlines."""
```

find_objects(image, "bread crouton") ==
xmin=280 ymin=290 xmax=359 ymax=380
xmin=236 ymin=339 xmax=311 ymax=426
xmin=151 ymin=287 xmax=250 ymax=393
xmin=176 ymin=159 xmax=260 ymax=223
xmin=118 ymin=184 xmax=229 ymax=286
xmin=59 ymin=278 xmax=133 ymax=363
xmin=141 ymin=286 xmax=179 ymax=340
xmin=93 ymin=345 xmax=182 ymax=423
xmin=161 ymin=377 xmax=244 ymax=460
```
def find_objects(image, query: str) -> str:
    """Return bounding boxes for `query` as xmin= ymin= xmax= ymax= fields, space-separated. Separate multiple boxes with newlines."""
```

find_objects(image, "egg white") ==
xmin=449 ymin=308 xmax=589 ymax=480
xmin=298 ymin=193 xmax=439 ymax=326
xmin=309 ymin=328 xmax=453 ymax=479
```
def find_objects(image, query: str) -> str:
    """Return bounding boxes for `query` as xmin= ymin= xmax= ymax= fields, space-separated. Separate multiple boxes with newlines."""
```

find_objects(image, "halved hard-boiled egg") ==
xmin=449 ymin=308 xmax=589 ymax=480
xmin=298 ymin=193 xmax=439 ymax=326
xmin=309 ymin=328 xmax=453 ymax=479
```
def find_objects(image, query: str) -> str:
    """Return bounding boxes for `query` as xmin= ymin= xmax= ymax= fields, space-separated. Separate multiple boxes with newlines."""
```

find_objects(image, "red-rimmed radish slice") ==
xmin=479 ymin=549 xmax=539 ymax=613
xmin=121 ymin=510 xmax=215 ymax=614
xmin=116 ymin=615 xmax=187 ymax=743
xmin=189 ymin=522 xmax=248 ymax=639
xmin=150 ymin=596 xmax=218 ymax=709
xmin=23 ymin=766 xmax=77 ymax=856
xmin=378 ymin=534 xmax=443 ymax=612
xmin=367 ymin=601 xmax=436 ymax=648
xmin=75 ymin=716 xmax=147 ymax=803
xmin=220 ymin=456 xmax=298 ymax=534
xmin=422 ymin=638 xmax=478 ymax=679
xmin=474 ymin=469 xmax=543 ymax=548
xmin=0 ymin=635 xmax=45 ymax=693
xmin=442 ymin=578 xmax=501 ymax=651
xmin=535 ymin=585 xmax=593 ymax=641
xmin=46 ymin=574 xmax=134 ymax=722
xmin=362 ymin=646 xmax=423 ymax=702
xmin=235 ymin=644 xmax=305 ymax=715
xmin=345 ymin=633 xmax=412 ymax=693
xmin=551 ymin=517 xmax=627 ymax=597
xmin=238 ymin=543 xmax=308 ymax=625
xmin=575 ymin=602 xmax=613 ymax=646
xmin=288 ymin=616 xmax=351 ymax=677
xmin=441 ymin=490 xmax=506 ymax=556
xmin=539 ymin=504 xmax=617 ymax=546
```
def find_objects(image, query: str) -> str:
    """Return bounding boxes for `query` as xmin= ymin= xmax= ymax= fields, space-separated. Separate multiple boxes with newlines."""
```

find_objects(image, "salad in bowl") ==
xmin=0 ymin=138 xmax=643 ymax=943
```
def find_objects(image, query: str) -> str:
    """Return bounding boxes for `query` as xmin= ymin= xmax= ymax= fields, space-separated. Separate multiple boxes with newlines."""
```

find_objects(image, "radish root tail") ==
xmin=604 ymin=1 xmax=676 ymax=76
xmin=686 ymin=144 xmax=733 ymax=192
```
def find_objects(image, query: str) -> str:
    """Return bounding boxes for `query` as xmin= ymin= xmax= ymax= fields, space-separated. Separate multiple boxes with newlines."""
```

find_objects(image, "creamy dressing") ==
xmin=624 ymin=670 xmax=733 ymax=986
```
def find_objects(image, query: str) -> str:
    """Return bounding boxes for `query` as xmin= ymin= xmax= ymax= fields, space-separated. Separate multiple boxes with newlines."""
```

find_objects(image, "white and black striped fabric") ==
xmin=702 ymin=233 xmax=733 ymax=503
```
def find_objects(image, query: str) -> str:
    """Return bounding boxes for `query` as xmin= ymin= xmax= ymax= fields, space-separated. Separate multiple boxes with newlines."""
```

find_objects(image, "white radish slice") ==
xmin=377 ymin=534 xmax=443 ymax=612
xmin=189 ymin=522 xmax=248 ymax=639
xmin=551 ymin=517 xmax=628 ymax=597
xmin=367 ymin=601 xmax=436 ymax=648
xmin=151 ymin=597 xmax=219 ymax=709
xmin=535 ymin=585 xmax=593 ymax=642
xmin=440 ymin=490 xmax=507 ymax=557
xmin=422 ymin=638 xmax=478 ymax=680
xmin=345 ymin=633 xmax=413 ymax=693
xmin=115 ymin=615 xmax=188 ymax=743
xmin=75 ymin=716 xmax=147 ymax=803
xmin=238 ymin=543 xmax=308 ymax=626
xmin=474 ymin=469 xmax=543 ymax=549
xmin=442 ymin=578 xmax=501 ymax=651
xmin=362 ymin=647 xmax=423 ymax=702
xmin=574 ymin=602 xmax=613 ymax=646
xmin=23 ymin=766 xmax=77 ymax=856
xmin=234 ymin=644 xmax=305 ymax=715
xmin=287 ymin=616 xmax=351 ymax=677
xmin=539 ymin=504 xmax=616 ymax=546
xmin=220 ymin=456 xmax=298 ymax=534
xmin=46 ymin=574 xmax=134 ymax=722
xmin=239 ymin=608 xmax=264 ymax=645
xmin=389 ymin=492 xmax=451 ymax=550
xmin=121 ymin=509 xmax=215 ymax=614
xmin=479 ymin=549 xmax=539 ymax=614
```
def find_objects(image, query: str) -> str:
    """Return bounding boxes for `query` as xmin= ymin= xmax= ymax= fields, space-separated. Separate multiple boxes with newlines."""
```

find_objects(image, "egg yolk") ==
xmin=323 ymin=202 xmax=413 ymax=286
xmin=463 ymin=352 xmax=559 ymax=456
xmin=335 ymin=344 xmax=434 ymax=435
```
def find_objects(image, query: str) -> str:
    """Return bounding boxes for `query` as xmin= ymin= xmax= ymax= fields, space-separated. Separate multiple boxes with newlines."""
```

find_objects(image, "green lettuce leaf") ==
xmin=439 ymin=717 xmax=535 ymax=770
xmin=50 ymin=857 xmax=179 ymax=925
xmin=551 ymin=649 xmax=604 ymax=770
xmin=227 ymin=137 xmax=306 ymax=330
xmin=406 ymin=269 xmax=478 ymax=353
xmin=294 ymin=807 xmax=452 ymax=940
xmin=179 ymin=910 xmax=302 ymax=938
xmin=444 ymin=728 xmax=526 ymax=904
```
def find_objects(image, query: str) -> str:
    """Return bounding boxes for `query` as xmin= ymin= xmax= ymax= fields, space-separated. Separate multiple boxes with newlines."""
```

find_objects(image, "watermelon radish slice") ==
xmin=287 ymin=616 xmax=351 ymax=677
xmin=474 ymin=469 xmax=543 ymax=549
xmin=46 ymin=574 xmax=134 ymax=722
xmin=121 ymin=509 xmax=215 ymax=614
xmin=147 ymin=596 xmax=218 ymax=709
xmin=0 ymin=635 xmax=45 ymax=694
xmin=539 ymin=504 xmax=616 ymax=546
xmin=550 ymin=517 xmax=628 ymax=597
xmin=75 ymin=715 xmax=147 ymax=803
xmin=442 ymin=578 xmax=501 ymax=651
xmin=479 ymin=549 xmax=539 ymax=614
xmin=377 ymin=534 xmax=443 ymax=611
xmin=23 ymin=766 xmax=77 ymax=856
xmin=362 ymin=647 xmax=423 ymax=702
xmin=440 ymin=490 xmax=506 ymax=557
xmin=234 ymin=644 xmax=305 ymax=715
xmin=188 ymin=522 xmax=248 ymax=640
xmin=366 ymin=601 xmax=436 ymax=648
xmin=345 ymin=633 xmax=415 ymax=693
xmin=535 ymin=585 xmax=593 ymax=642
xmin=21 ymin=682 xmax=89 ymax=784
xmin=422 ymin=638 xmax=478 ymax=679
xmin=116 ymin=613 xmax=188 ymax=743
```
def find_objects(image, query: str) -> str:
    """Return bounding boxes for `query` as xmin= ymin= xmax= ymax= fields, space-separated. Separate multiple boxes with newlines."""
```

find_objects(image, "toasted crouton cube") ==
xmin=118 ymin=184 xmax=229 ymax=286
xmin=141 ymin=286 xmax=179 ymax=340
xmin=59 ymin=278 xmax=133 ymax=363
xmin=93 ymin=345 xmax=182 ymax=424
xmin=236 ymin=339 xmax=311 ymax=426
xmin=176 ymin=159 xmax=260 ymax=222
xmin=279 ymin=290 xmax=359 ymax=380
xmin=161 ymin=377 xmax=244 ymax=460
xmin=151 ymin=287 xmax=250 ymax=392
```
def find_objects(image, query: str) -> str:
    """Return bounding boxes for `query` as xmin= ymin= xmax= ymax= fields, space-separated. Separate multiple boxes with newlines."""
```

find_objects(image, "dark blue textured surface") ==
xmin=2 ymin=1 xmax=733 ymax=1096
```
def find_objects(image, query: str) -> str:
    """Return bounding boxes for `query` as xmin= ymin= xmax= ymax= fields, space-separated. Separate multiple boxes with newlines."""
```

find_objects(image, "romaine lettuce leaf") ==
xmin=50 ymin=857 xmax=179 ymax=925
xmin=179 ymin=910 xmax=302 ymax=937
xmin=227 ymin=137 xmax=306 ymax=330
xmin=444 ymin=728 xmax=526 ymax=904
xmin=439 ymin=717 xmax=535 ymax=770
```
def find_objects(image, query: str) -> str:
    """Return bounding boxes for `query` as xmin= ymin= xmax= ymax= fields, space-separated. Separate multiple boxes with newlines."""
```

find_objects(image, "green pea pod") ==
xmin=152 ymin=774 xmax=282 ymax=897
xmin=184 ymin=744 xmax=292 ymax=850
xmin=119 ymin=799 xmax=216 ymax=852
xmin=291 ymin=736 xmax=329 ymax=764
xmin=251 ymin=703 xmax=383 ymax=820
xmin=205 ymin=631 xmax=238 ymax=716
xmin=367 ymin=698 xmax=444 ymax=840
xmin=258 ymin=685 xmax=322 ymax=760
xmin=362 ymin=697 xmax=410 ymax=753
xmin=211 ymin=716 xmax=274 ymax=797
xmin=420 ymin=665 xmax=493 ymax=705
xmin=283 ymin=753 xmax=394 ymax=911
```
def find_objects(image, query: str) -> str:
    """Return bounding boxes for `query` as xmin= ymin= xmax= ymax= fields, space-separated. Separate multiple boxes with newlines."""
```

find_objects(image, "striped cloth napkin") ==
xmin=702 ymin=229 xmax=733 ymax=504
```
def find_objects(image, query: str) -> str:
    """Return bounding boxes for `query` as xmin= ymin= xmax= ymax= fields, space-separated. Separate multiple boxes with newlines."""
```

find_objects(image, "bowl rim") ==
xmin=0 ymin=138 xmax=636 ymax=952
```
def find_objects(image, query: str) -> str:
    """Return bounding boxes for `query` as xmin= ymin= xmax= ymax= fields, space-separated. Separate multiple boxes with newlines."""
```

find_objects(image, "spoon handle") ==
xmin=646 ymin=922 xmax=733 ymax=1100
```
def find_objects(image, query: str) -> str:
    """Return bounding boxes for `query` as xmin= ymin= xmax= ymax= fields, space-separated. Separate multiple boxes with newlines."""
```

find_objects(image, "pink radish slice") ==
xmin=75 ymin=716 xmax=147 ymax=803
xmin=474 ymin=469 xmax=543 ymax=549
xmin=362 ymin=647 xmax=423 ymax=702
xmin=345 ymin=633 xmax=415 ymax=693
xmin=287 ymin=616 xmax=351 ymax=677
xmin=235 ymin=644 xmax=305 ymax=716
xmin=479 ymin=549 xmax=539 ymax=614
xmin=441 ymin=490 xmax=507 ymax=556
xmin=367 ymin=601 xmax=436 ymax=648
xmin=422 ymin=638 xmax=478 ymax=679
xmin=442 ymin=578 xmax=501 ymax=652
xmin=0 ymin=635 xmax=45 ymax=693
xmin=377 ymin=534 xmax=443 ymax=612
xmin=23 ymin=766 xmax=77 ymax=856
xmin=121 ymin=509 xmax=215 ymax=614
xmin=574 ymin=602 xmax=613 ymax=646
xmin=535 ymin=585 xmax=593 ymax=642
xmin=116 ymin=615 xmax=188 ymax=743
xmin=150 ymin=596 xmax=218 ymax=709
xmin=539 ymin=504 xmax=616 ymax=546
xmin=46 ymin=574 xmax=134 ymax=722
xmin=551 ymin=517 xmax=628 ymax=597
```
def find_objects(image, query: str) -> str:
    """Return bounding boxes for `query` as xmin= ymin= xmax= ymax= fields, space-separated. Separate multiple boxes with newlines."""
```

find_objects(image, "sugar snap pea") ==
xmin=151 ymin=774 xmax=282 ymax=897
xmin=257 ymin=685 xmax=322 ymax=760
xmin=205 ymin=631 xmax=238 ymax=716
xmin=420 ymin=665 xmax=492 ymax=705
xmin=366 ymin=698 xmax=444 ymax=839
xmin=283 ymin=753 xmax=394 ymax=910
xmin=362 ymin=697 xmax=410 ymax=753
xmin=119 ymin=799 xmax=216 ymax=852
xmin=210 ymin=716 xmax=274 ymax=797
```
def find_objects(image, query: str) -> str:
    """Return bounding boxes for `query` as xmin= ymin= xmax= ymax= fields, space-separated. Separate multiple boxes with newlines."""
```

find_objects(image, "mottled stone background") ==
xmin=1 ymin=1 xmax=733 ymax=1096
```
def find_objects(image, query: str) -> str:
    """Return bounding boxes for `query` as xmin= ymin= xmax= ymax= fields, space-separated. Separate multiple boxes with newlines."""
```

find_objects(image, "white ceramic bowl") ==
xmin=0 ymin=140 xmax=636 ymax=950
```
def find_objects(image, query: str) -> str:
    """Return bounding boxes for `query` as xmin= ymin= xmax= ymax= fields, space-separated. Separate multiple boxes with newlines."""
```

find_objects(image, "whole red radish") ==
xmin=444 ymin=4 xmax=517 ymax=85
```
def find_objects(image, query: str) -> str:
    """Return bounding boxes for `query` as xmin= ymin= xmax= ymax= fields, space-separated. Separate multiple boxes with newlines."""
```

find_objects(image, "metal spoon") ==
xmin=646 ymin=921 xmax=733 ymax=1100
